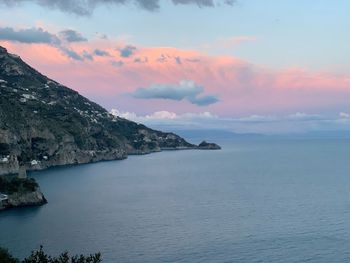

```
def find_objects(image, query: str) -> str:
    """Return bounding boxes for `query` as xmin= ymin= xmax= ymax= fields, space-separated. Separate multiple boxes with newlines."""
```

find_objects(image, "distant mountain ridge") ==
xmin=0 ymin=46 xmax=218 ymax=176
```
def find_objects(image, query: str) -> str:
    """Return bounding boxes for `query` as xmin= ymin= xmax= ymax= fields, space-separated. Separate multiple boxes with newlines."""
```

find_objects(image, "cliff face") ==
xmin=1 ymin=189 xmax=47 ymax=210
xmin=198 ymin=141 xmax=221 ymax=150
xmin=0 ymin=46 xmax=196 ymax=175
xmin=0 ymin=176 xmax=47 ymax=210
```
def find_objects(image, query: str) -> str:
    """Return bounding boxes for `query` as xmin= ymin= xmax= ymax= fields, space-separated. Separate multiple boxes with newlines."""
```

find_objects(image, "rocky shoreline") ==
xmin=1 ymin=141 xmax=221 ymax=176
xmin=0 ymin=189 xmax=47 ymax=211
xmin=0 ymin=176 xmax=47 ymax=211
xmin=0 ymin=141 xmax=220 ymax=211
xmin=0 ymin=46 xmax=221 ymax=212
xmin=197 ymin=141 xmax=222 ymax=150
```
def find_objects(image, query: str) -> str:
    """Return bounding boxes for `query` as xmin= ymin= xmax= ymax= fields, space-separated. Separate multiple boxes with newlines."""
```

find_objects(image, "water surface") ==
xmin=2 ymin=138 xmax=350 ymax=262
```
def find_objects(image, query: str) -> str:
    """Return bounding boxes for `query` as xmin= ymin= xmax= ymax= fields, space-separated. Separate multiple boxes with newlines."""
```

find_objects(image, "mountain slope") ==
xmin=0 ymin=46 xmax=199 ymax=175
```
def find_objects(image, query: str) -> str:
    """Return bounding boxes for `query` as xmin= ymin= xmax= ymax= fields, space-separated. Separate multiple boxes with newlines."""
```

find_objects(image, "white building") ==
xmin=0 ymin=193 xmax=8 ymax=201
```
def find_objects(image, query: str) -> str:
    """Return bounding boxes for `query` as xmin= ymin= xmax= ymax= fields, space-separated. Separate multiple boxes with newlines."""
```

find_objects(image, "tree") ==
xmin=0 ymin=246 xmax=102 ymax=263
xmin=0 ymin=247 xmax=19 ymax=263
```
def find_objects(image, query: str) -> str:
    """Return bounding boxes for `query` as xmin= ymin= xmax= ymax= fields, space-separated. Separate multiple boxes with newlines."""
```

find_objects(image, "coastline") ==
xmin=0 ymin=143 xmax=220 ymax=212
xmin=0 ymin=190 xmax=47 ymax=211
xmin=0 ymin=176 xmax=47 ymax=211
xmin=2 ymin=142 xmax=221 ymax=176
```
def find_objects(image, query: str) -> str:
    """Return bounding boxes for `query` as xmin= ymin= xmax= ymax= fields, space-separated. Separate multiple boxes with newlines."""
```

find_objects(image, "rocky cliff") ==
xmin=197 ymin=141 xmax=221 ymax=150
xmin=0 ymin=176 xmax=47 ymax=210
xmin=2 ymin=189 xmax=47 ymax=209
xmin=0 ymin=46 xmax=209 ymax=176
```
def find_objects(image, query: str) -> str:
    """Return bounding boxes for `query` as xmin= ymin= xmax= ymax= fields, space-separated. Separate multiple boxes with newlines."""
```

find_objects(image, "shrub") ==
xmin=0 ymin=247 xmax=19 ymax=263
xmin=0 ymin=246 xmax=102 ymax=263
xmin=0 ymin=177 xmax=38 ymax=194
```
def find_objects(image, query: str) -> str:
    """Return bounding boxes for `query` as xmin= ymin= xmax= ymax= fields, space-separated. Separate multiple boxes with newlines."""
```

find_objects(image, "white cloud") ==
xmin=110 ymin=109 xmax=350 ymax=135
xmin=237 ymin=115 xmax=277 ymax=122
xmin=110 ymin=109 xmax=137 ymax=120
xmin=111 ymin=109 xmax=217 ymax=123
xmin=339 ymin=112 xmax=350 ymax=119
xmin=286 ymin=112 xmax=322 ymax=121
xmin=181 ymin=112 xmax=218 ymax=119
xmin=145 ymin=111 xmax=177 ymax=120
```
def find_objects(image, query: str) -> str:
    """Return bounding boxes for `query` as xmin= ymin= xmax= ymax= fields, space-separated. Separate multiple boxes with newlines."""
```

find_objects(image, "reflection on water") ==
xmin=2 ymin=138 xmax=350 ymax=263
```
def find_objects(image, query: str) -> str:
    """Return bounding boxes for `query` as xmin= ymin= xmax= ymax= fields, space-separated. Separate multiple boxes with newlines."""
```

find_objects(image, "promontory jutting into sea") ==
xmin=0 ymin=46 xmax=220 ymax=211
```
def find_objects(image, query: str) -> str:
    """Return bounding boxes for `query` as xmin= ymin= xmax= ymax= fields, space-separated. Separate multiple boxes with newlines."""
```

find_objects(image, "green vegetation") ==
xmin=0 ymin=247 xmax=19 ymax=263
xmin=0 ymin=176 xmax=38 ymax=194
xmin=0 ymin=143 xmax=10 ymax=155
xmin=0 ymin=246 xmax=102 ymax=263
xmin=0 ymin=45 xmax=196 ymax=177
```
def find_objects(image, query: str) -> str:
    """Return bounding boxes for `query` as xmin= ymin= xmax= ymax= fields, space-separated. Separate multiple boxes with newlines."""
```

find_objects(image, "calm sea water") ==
xmin=2 ymin=137 xmax=350 ymax=262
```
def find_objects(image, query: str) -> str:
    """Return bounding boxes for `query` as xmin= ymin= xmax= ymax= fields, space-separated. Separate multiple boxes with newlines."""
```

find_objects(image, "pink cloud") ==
xmin=2 ymin=40 xmax=350 ymax=116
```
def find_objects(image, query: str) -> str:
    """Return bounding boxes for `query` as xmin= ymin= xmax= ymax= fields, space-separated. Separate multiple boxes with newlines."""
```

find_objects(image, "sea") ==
xmin=2 ymin=136 xmax=350 ymax=262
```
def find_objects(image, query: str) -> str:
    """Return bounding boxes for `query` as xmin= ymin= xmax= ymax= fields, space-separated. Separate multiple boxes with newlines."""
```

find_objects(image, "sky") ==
xmin=1 ymin=0 xmax=350 ymax=134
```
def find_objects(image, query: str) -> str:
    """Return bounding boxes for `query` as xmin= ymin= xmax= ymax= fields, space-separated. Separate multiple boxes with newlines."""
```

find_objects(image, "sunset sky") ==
xmin=1 ymin=0 xmax=350 ymax=134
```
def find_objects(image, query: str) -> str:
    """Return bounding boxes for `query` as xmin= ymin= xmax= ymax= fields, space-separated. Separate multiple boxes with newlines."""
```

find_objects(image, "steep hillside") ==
xmin=0 ymin=46 xmax=200 ymax=175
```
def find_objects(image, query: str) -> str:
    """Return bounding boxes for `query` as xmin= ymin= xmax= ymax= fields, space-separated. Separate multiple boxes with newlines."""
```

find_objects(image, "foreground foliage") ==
xmin=0 ymin=176 xmax=38 ymax=194
xmin=0 ymin=246 xmax=102 ymax=263
xmin=0 ymin=247 xmax=19 ymax=263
